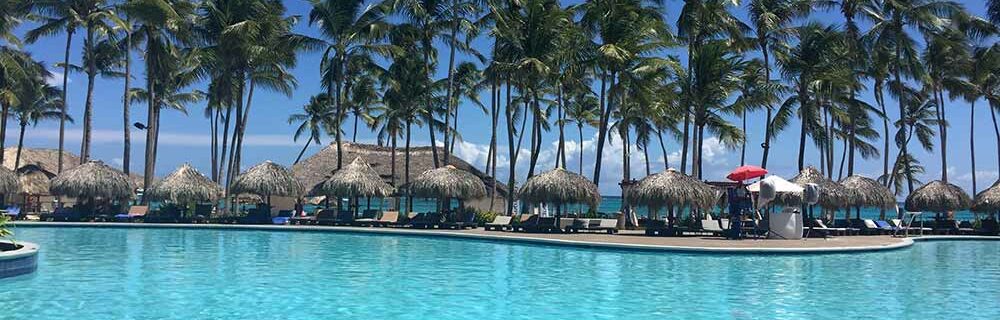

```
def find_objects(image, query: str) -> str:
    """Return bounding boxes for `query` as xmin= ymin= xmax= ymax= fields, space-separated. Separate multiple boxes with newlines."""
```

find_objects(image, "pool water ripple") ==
xmin=2 ymin=227 xmax=999 ymax=320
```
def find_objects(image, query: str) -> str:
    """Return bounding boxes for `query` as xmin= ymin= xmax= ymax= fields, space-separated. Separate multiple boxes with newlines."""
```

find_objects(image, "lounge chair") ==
xmin=700 ymin=219 xmax=729 ymax=237
xmin=484 ymin=215 xmax=513 ymax=231
xmin=566 ymin=219 xmax=619 ymax=234
xmin=957 ymin=221 xmax=975 ymax=235
xmin=892 ymin=218 xmax=931 ymax=235
xmin=2 ymin=206 xmax=21 ymax=221
xmin=409 ymin=212 xmax=444 ymax=228
xmin=372 ymin=211 xmax=400 ymax=227
xmin=313 ymin=209 xmax=339 ymax=225
xmin=516 ymin=216 xmax=559 ymax=233
xmin=239 ymin=207 xmax=272 ymax=225
xmin=440 ymin=211 xmax=478 ymax=229
xmin=115 ymin=206 xmax=148 ymax=222
xmin=807 ymin=219 xmax=848 ymax=237
xmin=875 ymin=220 xmax=901 ymax=234
xmin=272 ymin=210 xmax=294 ymax=225
xmin=861 ymin=219 xmax=882 ymax=235
xmin=644 ymin=219 xmax=679 ymax=236
xmin=192 ymin=204 xmax=213 ymax=223
xmin=979 ymin=219 xmax=998 ymax=236
xmin=352 ymin=210 xmax=380 ymax=226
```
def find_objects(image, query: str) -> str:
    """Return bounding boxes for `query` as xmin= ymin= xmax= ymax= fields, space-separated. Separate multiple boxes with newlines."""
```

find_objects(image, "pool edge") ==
xmin=11 ymin=221 xmax=919 ymax=255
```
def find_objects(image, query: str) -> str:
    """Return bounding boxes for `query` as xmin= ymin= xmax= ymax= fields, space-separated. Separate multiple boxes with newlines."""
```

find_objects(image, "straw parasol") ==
xmin=16 ymin=165 xmax=53 ymax=196
xmin=146 ymin=164 xmax=222 ymax=203
xmin=519 ymin=167 xmax=600 ymax=208
xmin=49 ymin=160 xmax=133 ymax=199
xmin=905 ymin=180 xmax=972 ymax=213
xmin=231 ymin=160 xmax=304 ymax=197
xmin=840 ymin=174 xmax=895 ymax=207
xmin=973 ymin=180 xmax=1000 ymax=213
xmin=0 ymin=166 xmax=19 ymax=196
xmin=627 ymin=168 xmax=717 ymax=211
xmin=314 ymin=157 xmax=394 ymax=198
xmin=406 ymin=165 xmax=486 ymax=199
xmin=781 ymin=166 xmax=849 ymax=209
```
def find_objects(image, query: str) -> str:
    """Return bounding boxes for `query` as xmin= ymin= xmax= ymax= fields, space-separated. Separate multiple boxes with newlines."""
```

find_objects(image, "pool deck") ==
xmin=17 ymin=221 xmax=976 ymax=254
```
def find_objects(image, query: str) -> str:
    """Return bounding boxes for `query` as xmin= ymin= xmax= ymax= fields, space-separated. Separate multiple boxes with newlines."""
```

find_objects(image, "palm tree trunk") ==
xmin=697 ymin=125 xmax=706 ymax=179
xmin=761 ymin=46 xmax=774 ymax=169
xmin=505 ymin=81 xmax=517 ymax=216
xmin=352 ymin=113 xmax=359 ymax=143
xmin=442 ymin=14 xmax=459 ymax=166
xmin=58 ymin=29 xmax=74 ymax=173
xmin=232 ymin=79 xmax=255 ymax=182
xmin=123 ymin=25 xmax=132 ymax=175
xmin=556 ymin=86 xmax=566 ymax=169
xmin=579 ymin=124 xmax=585 ymax=175
xmin=14 ymin=122 xmax=26 ymax=170
xmin=838 ymin=137 xmax=847 ymax=180
xmin=971 ymin=100 xmax=977 ymax=194
xmin=450 ymin=105 xmax=460 ymax=154
xmin=405 ymin=119 xmax=413 ymax=213
xmin=593 ymin=72 xmax=611 ymax=185
xmin=877 ymin=83 xmax=890 ymax=185
xmin=488 ymin=82 xmax=498 ymax=212
xmin=422 ymin=42 xmax=439 ymax=168
xmin=797 ymin=86 xmax=809 ymax=171
xmin=740 ymin=108 xmax=746 ymax=166
xmin=681 ymin=108 xmax=690 ymax=174
xmin=937 ymin=89 xmax=948 ymax=182
xmin=81 ymin=25 xmax=97 ymax=163
xmin=894 ymin=33 xmax=913 ymax=193
xmin=141 ymin=34 xmax=156 ymax=203
xmin=333 ymin=59 xmax=344 ymax=170
xmin=643 ymin=143 xmax=651 ymax=176
xmin=294 ymin=139 xmax=311 ymax=165
xmin=992 ymin=102 xmax=1000 ymax=172
xmin=657 ymin=129 xmax=668 ymax=170
xmin=0 ymin=103 xmax=7 ymax=164
xmin=217 ymin=105 xmax=232 ymax=183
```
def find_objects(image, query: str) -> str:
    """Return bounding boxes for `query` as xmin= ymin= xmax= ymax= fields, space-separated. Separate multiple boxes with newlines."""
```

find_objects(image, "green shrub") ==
xmin=474 ymin=210 xmax=499 ymax=224
xmin=0 ymin=215 xmax=13 ymax=244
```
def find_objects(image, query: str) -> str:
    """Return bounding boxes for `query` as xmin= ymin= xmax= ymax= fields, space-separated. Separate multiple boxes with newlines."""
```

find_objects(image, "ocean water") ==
xmin=4 ymin=226 xmax=1000 ymax=320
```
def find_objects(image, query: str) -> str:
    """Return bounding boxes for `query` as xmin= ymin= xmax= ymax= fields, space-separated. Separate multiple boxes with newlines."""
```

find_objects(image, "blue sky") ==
xmin=11 ymin=0 xmax=997 ymax=196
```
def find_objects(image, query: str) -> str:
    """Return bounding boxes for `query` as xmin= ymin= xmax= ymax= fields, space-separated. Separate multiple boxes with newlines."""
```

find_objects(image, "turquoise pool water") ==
xmin=3 ymin=227 xmax=999 ymax=320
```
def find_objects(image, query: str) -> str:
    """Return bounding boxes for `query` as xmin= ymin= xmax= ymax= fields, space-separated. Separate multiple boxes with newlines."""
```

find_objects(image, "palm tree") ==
xmin=290 ymin=94 xmax=335 ymax=164
xmin=681 ymin=41 xmax=745 ymax=179
xmin=564 ymin=88 xmax=599 ymax=174
xmin=747 ymin=0 xmax=811 ymax=169
xmin=970 ymin=45 xmax=1000 ymax=186
xmin=775 ymin=23 xmax=845 ymax=171
xmin=122 ymin=0 xmax=197 ymax=198
xmin=381 ymin=23 xmax=430 ymax=211
xmin=24 ymin=0 xmax=89 ymax=172
xmin=989 ymin=0 xmax=1000 ymax=26
xmin=863 ymin=0 xmax=958 ymax=192
xmin=309 ymin=0 xmax=392 ymax=170
xmin=11 ymin=79 xmax=65 ymax=170
xmin=884 ymin=86 xmax=939 ymax=194
xmin=444 ymin=62 xmax=485 ymax=154
xmin=734 ymin=58 xmax=785 ymax=166
xmin=343 ymin=56 xmax=383 ymax=143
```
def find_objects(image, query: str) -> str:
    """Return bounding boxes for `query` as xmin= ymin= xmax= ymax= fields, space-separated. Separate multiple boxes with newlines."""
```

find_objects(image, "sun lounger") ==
xmin=808 ymin=219 xmax=848 ymax=237
xmin=875 ymin=220 xmax=901 ymax=234
xmin=239 ymin=207 xmax=272 ymax=225
xmin=700 ymin=219 xmax=729 ymax=237
xmin=484 ymin=215 xmax=513 ymax=231
xmin=2 ymin=206 xmax=21 ymax=221
xmin=440 ymin=211 xmax=478 ymax=229
xmin=272 ymin=210 xmax=294 ymax=225
xmin=371 ymin=211 xmax=400 ymax=227
xmin=566 ymin=219 xmax=618 ymax=234
xmin=114 ymin=206 xmax=148 ymax=222
xmin=514 ymin=215 xmax=560 ymax=233
xmin=861 ymin=219 xmax=882 ymax=235
xmin=892 ymin=218 xmax=931 ymax=235
xmin=409 ymin=212 xmax=445 ymax=228
xmin=644 ymin=219 xmax=679 ymax=236
xmin=957 ymin=221 xmax=975 ymax=235
xmin=192 ymin=204 xmax=213 ymax=223
xmin=352 ymin=210 xmax=381 ymax=226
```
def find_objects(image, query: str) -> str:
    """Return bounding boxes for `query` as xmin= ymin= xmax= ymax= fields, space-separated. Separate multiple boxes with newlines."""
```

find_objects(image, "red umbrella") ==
xmin=727 ymin=165 xmax=768 ymax=182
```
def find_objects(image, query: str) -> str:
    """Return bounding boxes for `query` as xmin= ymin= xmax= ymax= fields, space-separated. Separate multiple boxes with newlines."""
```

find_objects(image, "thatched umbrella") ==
xmin=17 ymin=165 xmax=53 ymax=196
xmin=0 ymin=166 xmax=19 ymax=197
xmin=50 ymin=160 xmax=133 ymax=200
xmin=973 ymin=180 xmax=1000 ymax=213
xmin=231 ymin=161 xmax=304 ymax=200
xmin=406 ymin=165 xmax=485 ymax=213
xmin=519 ymin=167 xmax=600 ymax=216
xmin=627 ymin=169 xmax=717 ymax=222
xmin=146 ymin=164 xmax=222 ymax=203
xmin=905 ymin=180 xmax=972 ymax=216
xmin=840 ymin=175 xmax=896 ymax=219
xmin=407 ymin=165 xmax=486 ymax=199
xmin=314 ymin=157 xmax=394 ymax=198
xmin=783 ymin=167 xmax=849 ymax=210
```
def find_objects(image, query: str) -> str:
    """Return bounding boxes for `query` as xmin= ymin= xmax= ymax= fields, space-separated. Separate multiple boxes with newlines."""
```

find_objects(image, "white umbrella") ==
xmin=747 ymin=176 xmax=804 ymax=193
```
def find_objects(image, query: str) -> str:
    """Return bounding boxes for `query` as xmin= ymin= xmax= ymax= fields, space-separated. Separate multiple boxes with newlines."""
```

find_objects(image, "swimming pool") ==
xmin=3 ymin=227 xmax=999 ymax=320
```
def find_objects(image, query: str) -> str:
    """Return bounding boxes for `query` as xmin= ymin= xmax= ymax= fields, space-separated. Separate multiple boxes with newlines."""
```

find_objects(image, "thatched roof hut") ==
xmin=313 ymin=157 xmax=394 ymax=198
xmin=231 ymin=161 xmax=304 ymax=197
xmin=782 ymin=166 xmax=849 ymax=209
xmin=406 ymin=165 xmax=486 ymax=199
xmin=627 ymin=168 xmax=717 ymax=210
xmin=146 ymin=164 xmax=222 ymax=203
xmin=50 ymin=160 xmax=133 ymax=200
xmin=840 ymin=175 xmax=895 ymax=209
xmin=0 ymin=166 xmax=19 ymax=195
xmin=3 ymin=147 xmax=145 ymax=187
xmin=973 ymin=180 xmax=1000 ymax=213
xmin=519 ymin=168 xmax=600 ymax=207
xmin=16 ymin=164 xmax=54 ymax=195
xmin=292 ymin=142 xmax=507 ymax=197
xmin=905 ymin=180 xmax=972 ymax=213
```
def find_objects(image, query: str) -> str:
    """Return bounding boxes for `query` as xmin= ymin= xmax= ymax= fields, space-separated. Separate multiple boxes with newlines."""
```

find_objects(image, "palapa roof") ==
xmin=3 ymin=147 xmax=145 ymax=187
xmin=16 ymin=164 xmax=54 ymax=195
xmin=292 ymin=142 xmax=507 ymax=197
xmin=231 ymin=160 xmax=304 ymax=197
xmin=905 ymin=180 xmax=972 ymax=213
xmin=973 ymin=180 xmax=1000 ymax=213
xmin=519 ymin=168 xmax=600 ymax=207
xmin=781 ymin=166 xmax=849 ymax=209
xmin=146 ymin=164 xmax=222 ymax=203
xmin=0 ymin=166 xmax=18 ymax=195
xmin=839 ymin=175 xmax=896 ymax=209
xmin=406 ymin=165 xmax=486 ymax=199
xmin=50 ymin=160 xmax=133 ymax=199
xmin=627 ymin=168 xmax=717 ymax=210
xmin=313 ymin=157 xmax=394 ymax=198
